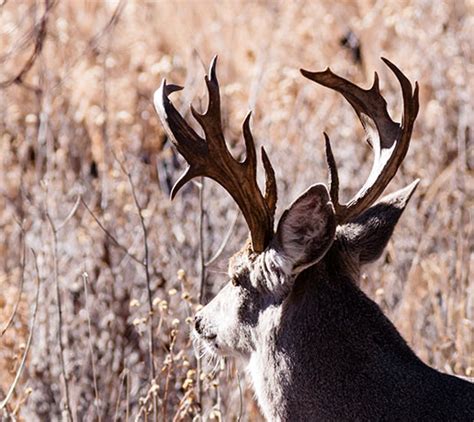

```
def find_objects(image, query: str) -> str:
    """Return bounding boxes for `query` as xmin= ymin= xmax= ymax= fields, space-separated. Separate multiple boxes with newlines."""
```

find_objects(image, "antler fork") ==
xmin=154 ymin=57 xmax=277 ymax=253
xmin=301 ymin=58 xmax=419 ymax=224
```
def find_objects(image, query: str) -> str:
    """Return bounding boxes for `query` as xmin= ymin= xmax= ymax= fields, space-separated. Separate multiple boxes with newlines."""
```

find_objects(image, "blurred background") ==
xmin=0 ymin=0 xmax=472 ymax=420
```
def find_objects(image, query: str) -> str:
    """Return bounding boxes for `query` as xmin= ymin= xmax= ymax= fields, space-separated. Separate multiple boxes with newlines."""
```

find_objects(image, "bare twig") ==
xmin=161 ymin=329 xmax=177 ymax=422
xmin=100 ymin=16 xmax=111 ymax=210
xmin=87 ymin=0 xmax=126 ymax=49
xmin=56 ymin=195 xmax=81 ymax=231
xmin=126 ymin=367 xmax=130 ymax=422
xmin=198 ymin=178 xmax=206 ymax=304
xmin=114 ymin=368 xmax=128 ymax=422
xmin=0 ymin=0 xmax=56 ymax=89
xmin=82 ymin=272 xmax=101 ymax=422
xmin=1 ymin=229 xmax=26 ymax=337
xmin=50 ymin=0 xmax=127 ymax=93
xmin=0 ymin=249 xmax=41 ymax=410
xmin=196 ymin=178 xmax=206 ymax=417
xmin=12 ymin=386 xmax=33 ymax=417
xmin=114 ymin=154 xmax=158 ymax=422
xmin=80 ymin=197 xmax=143 ymax=265
xmin=236 ymin=369 xmax=243 ymax=422
xmin=45 ymin=212 xmax=73 ymax=422
xmin=171 ymin=389 xmax=194 ymax=422
xmin=205 ymin=208 xmax=239 ymax=267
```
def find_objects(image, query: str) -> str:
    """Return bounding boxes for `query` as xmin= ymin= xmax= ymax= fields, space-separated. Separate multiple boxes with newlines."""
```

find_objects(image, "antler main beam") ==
xmin=154 ymin=57 xmax=277 ymax=253
xmin=301 ymin=58 xmax=419 ymax=224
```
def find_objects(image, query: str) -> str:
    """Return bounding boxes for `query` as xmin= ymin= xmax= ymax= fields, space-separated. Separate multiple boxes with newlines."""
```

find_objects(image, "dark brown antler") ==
xmin=301 ymin=58 xmax=419 ymax=224
xmin=154 ymin=57 xmax=277 ymax=253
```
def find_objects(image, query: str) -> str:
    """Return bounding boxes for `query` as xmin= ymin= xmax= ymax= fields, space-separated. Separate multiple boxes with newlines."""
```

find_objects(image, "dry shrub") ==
xmin=0 ymin=0 xmax=472 ymax=420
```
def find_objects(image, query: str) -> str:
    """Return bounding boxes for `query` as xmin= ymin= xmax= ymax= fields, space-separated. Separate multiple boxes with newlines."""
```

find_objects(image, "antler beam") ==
xmin=154 ymin=57 xmax=277 ymax=253
xmin=301 ymin=58 xmax=419 ymax=224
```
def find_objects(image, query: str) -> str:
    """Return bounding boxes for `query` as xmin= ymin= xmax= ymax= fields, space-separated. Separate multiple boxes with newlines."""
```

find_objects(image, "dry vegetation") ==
xmin=0 ymin=0 xmax=472 ymax=420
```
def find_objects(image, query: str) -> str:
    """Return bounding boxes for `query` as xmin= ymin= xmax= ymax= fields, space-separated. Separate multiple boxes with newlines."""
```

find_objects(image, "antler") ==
xmin=301 ymin=58 xmax=419 ymax=224
xmin=153 ymin=57 xmax=277 ymax=253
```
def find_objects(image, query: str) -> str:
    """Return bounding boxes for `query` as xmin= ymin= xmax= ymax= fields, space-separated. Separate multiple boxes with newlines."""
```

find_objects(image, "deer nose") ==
xmin=194 ymin=315 xmax=203 ymax=334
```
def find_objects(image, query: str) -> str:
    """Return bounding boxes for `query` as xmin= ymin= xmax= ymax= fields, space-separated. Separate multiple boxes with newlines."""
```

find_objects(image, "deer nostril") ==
xmin=195 ymin=315 xmax=217 ymax=340
xmin=194 ymin=315 xmax=203 ymax=334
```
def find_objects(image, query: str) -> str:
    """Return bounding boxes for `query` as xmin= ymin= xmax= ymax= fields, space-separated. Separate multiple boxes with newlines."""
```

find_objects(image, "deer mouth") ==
xmin=198 ymin=331 xmax=218 ymax=349
xmin=192 ymin=329 xmax=223 ymax=362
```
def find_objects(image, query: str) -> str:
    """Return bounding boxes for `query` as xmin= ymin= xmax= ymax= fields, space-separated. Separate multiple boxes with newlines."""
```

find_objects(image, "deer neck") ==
xmin=247 ymin=263 xmax=423 ymax=421
xmin=247 ymin=303 xmax=290 ymax=421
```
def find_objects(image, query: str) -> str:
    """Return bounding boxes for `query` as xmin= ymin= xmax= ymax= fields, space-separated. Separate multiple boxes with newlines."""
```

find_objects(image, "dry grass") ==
xmin=0 ymin=0 xmax=472 ymax=420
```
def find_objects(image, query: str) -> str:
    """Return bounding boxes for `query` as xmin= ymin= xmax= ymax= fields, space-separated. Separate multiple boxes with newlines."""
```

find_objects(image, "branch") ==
xmin=82 ymin=272 xmax=101 ymax=422
xmin=0 ymin=0 xmax=57 ymax=89
xmin=198 ymin=178 xmax=206 ymax=304
xmin=45 ymin=211 xmax=73 ymax=422
xmin=114 ymin=153 xmax=158 ymax=422
xmin=55 ymin=195 xmax=81 ymax=231
xmin=80 ymin=197 xmax=143 ymax=265
xmin=205 ymin=208 xmax=239 ymax=266
xmin=1 ymin=229 xmax=26 ymax=337
xmin=50 ymin=0 xmax=127 ymax=93
xmin=0 ymin=249 xmax=41 ymax=410
xmin=113 ymin=368 xmax=129 ymax=422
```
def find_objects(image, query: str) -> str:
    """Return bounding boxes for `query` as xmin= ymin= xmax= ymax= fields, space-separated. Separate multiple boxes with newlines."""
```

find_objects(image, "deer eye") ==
xmin=231 ymin=275 xmax=240 ymax=287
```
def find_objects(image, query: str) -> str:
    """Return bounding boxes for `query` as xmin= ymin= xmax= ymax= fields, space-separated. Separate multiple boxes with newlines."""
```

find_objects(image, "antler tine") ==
xmin=323 ymin=132 xmax=340 ymax=213
xmin=301 ymin=58 xmax=419 ymax=224
xmin=261 ymin=146 xmax=277 ymax=217
xmin=154 ymin=56 xmax=277 ymax=253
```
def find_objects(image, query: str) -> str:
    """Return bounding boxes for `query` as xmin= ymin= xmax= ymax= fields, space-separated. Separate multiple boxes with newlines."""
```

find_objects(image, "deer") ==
xmin=154 ymin=57 xmax=474 ymax=421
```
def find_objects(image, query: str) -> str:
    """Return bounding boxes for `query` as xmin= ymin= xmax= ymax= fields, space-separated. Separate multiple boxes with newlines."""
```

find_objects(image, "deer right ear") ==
xmin=336 ymin=180 xmax=419 ymax=266
xmin=275 ymin=184 xmax=336 ymax=275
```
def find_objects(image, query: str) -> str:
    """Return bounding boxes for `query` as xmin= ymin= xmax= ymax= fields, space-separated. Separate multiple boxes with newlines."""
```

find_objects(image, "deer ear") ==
xmin=275 ymin=184 xmax=336 ymax=274
xmin=337 ymin=180 xmax=419 ymax=265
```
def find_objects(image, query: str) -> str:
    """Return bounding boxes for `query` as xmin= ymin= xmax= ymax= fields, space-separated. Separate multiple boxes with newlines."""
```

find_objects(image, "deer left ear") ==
xmin=337 ymin=180 xmax=419 ymax=265
xmin=274 ymin=184 xmax=336 ymax=275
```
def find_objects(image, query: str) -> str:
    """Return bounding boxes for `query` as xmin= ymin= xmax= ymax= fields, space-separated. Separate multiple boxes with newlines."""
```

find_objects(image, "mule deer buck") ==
xmin=154 ymin=58 xmax=474 ymax=421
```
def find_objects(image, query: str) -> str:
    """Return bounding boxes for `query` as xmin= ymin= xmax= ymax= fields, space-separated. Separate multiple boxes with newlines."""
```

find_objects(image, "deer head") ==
xmin=154 ymin=55 xmax=418 ymax=355
xmin=154 ymin=56 xmax=423 ymax=407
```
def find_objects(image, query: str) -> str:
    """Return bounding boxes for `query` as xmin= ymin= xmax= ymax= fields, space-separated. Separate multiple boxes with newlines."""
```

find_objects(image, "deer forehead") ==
xmin=228 ymin=243 xmax=255 ymax=275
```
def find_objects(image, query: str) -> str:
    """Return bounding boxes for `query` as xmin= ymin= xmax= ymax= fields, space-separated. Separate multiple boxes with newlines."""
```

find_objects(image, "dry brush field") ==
xmin=0 ymin=0 xmax=472 ymax=420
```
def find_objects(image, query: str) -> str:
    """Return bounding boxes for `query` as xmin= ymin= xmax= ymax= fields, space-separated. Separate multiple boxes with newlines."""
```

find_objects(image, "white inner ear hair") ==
xmin=280 ymin=197 xmax=326 ymax=268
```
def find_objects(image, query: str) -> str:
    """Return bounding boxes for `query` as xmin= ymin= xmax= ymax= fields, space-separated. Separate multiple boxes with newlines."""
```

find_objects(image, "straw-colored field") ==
xmin=0 ymin=0 xmax=472 ymax=420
